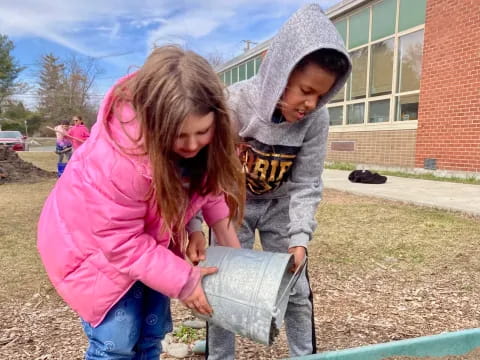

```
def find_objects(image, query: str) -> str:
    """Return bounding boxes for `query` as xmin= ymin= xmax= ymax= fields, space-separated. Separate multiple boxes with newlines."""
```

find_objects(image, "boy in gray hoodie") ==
xmin=187 ymin=4 xmax=352 ymax=358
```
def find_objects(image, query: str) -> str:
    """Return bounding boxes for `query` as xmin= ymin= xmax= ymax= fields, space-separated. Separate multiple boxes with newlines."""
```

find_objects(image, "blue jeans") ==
xmin=81 ymin=282 xmax=172 ymax=360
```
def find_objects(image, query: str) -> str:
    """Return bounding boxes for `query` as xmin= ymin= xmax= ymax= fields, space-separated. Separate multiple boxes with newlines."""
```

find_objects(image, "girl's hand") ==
xmin=288 ymin=246 xmax=306 ymax=273
xmin=182 ymin=266 xmax=217 ymax=315
xmin=186 ymin=231 xmax=206 ymax=265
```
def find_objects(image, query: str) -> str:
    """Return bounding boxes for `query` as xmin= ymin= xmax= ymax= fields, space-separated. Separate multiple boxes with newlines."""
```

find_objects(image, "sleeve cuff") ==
xmin=186 ymin=214 xmax=203 ymax=235
xmin=289 ymin=232 xmax=310 ymax=249
xmin=178 ymin=266 xmax=201 ymax=301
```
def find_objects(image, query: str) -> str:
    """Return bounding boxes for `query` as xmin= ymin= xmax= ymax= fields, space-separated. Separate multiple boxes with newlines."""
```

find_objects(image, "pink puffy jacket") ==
xmin=67 ymin=124 xmax=90 ymax=149
xmin=37 ymin=74 xmax=229 ymax=326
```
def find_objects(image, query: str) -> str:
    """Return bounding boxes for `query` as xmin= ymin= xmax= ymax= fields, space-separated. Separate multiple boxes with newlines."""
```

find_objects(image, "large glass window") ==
xmin=347 ymin=103 xmax=365 ymax=124
xmin=397 ymin=30 xmax=424 ymax=93
xmin=348 ymin=47 xmax=368 ymax=100
xmin=372 ymin=0 xmax=396 ymax=40
xmin=349 ymin=8 xmax=369 ymax=49
xmin=369 ymin=99 xmax=390 ymax=123
xmin=395 ymin=94 xmax=419 ymax=121
xmin=370 ymin=38 xmax=394 ymax=96
xmin=328 ymin=106 xmax=343 ymax=126
xmin=331 ymin=85 xmax=345 ymax=103
xmin=327 ymin=0 xmax=425 ymax=127
xmin=399 ymin=0 xmax=426 ymax=32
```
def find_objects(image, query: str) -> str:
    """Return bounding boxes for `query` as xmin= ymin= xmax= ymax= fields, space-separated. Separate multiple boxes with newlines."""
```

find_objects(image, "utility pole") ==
xmin=242 ymin=40 xmax=258 ymax=52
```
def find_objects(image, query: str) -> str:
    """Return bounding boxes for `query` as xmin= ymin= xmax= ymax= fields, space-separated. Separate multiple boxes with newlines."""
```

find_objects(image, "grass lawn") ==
xmin=1 ymin=152 xmax=479 ymax=359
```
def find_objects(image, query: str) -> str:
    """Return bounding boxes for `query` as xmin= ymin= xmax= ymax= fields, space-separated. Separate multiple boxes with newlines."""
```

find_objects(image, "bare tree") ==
xmin=205 ymin=50 xmax=226 ymax=69
xmin=36 ymin=53 xmax=102 ymax=128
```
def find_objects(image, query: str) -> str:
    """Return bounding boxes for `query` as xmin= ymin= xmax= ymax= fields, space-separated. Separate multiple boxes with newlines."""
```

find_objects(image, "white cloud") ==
xmin=1 ymin=0 xmax=340 ymax=56
xmin=2 ymin=0 xmax=342 ymax=97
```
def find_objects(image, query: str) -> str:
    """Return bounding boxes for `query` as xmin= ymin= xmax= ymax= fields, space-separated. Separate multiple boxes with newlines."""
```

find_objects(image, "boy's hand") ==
xmin=186 ymin=231 xmax=206 ymax=265
xmin=288 ymin=246 xmax=306 ymax=273
xmin=182 ymin=266 xmax=217 ymax=315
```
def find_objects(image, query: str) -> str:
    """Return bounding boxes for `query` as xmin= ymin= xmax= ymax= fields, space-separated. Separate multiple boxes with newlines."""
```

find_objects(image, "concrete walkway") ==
xmin=322 ymin=169 xmax=480 ymax=217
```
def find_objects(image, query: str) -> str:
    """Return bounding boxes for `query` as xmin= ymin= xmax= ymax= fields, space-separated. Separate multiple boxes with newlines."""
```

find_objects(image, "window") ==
xmin=372 ymin=0 xmax=396 ymax=41
xmin=231 ymin=67 xmax=238 ymax=84
xmin=225 ymin=70 xmax=231 ymax=86
xmin=396 ymin=94 xmax=419 ymax=121
xmin=328 ymin=106 xmax=343 ymax=126
xmin=347 ymin=103 xmax=365 ymax=124
xmin=328 ymin=0 xmax=425 ymax=128
xmin=370 ymin=38 xmax=394 ymax=96
xmin=255 ymin=56 xmax=262 ymax=74
xmin=246 ymin=60 xmax=255 ymax=79
xmin=369 ymin=99 xmax=390 ymax=123
xmin=335 ymin=19 xmax=347 ymax=43
xmin=399 ymin=0 xmax=426 ymax=32
xmin=349 ymin=8 xmax=369 ymax=48
xmin=239 ymin=63 xmax=246 ymax=81
xmin=397 ymin=30 xmax=424 ymax=93
xmin=331 ymin=84 xmax=345 ymax=103
xmin=348 ymin=47 xmax=368 ymax=100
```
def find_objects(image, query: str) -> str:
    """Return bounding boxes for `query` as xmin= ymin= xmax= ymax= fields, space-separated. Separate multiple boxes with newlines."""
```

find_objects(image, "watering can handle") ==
xmin=272 ymin=256 xmax=308 ymax=317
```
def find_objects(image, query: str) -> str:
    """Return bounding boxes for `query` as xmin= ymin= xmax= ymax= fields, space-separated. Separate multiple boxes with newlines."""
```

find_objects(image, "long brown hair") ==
xmin=107 ymin=45 xmax=245 ymax=245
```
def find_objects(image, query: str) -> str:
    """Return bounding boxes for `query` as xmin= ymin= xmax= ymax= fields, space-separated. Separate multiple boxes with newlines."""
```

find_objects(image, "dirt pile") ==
xmin=0 ymin=146 xmax=56 ymax=184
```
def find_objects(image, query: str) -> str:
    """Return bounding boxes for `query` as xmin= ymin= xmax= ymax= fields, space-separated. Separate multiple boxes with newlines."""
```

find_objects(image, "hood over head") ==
xmin=250 ymin=4 xmax=352 ymax=122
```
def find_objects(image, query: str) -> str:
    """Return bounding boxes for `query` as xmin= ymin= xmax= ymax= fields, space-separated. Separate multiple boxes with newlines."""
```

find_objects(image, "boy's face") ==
xmin=278 ymin=62 xmax=336 ymax=123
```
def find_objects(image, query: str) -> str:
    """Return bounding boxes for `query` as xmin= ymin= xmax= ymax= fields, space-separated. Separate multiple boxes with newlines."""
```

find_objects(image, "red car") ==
xmin=0 ymin=130 xmax=29 ymax=151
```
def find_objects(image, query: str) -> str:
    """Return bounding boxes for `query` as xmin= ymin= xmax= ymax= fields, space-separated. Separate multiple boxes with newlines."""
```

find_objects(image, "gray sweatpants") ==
xmin=207 ymin=197 xmax=316 ymax=359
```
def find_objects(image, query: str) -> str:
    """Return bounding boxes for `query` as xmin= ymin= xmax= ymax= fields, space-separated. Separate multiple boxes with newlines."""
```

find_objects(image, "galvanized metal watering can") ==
xmin=196 ymin=246 xmax=306 ymax=345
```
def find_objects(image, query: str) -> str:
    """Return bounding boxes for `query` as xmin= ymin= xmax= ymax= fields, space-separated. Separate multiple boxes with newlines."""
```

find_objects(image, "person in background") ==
xmin=67 ymin=115 xmax=90 ymax=150
xmin=37 ymin=45 xmax=245 ymax=360
xmin=54 ymin=119 xmax=72 ymax=163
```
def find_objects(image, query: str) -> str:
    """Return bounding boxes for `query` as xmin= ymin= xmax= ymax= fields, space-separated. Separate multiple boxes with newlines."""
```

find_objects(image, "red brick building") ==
xmin=415 ymin=0 xmax=480 ymax=173
xmin=217 ymin=0 xmax=479 ymax=177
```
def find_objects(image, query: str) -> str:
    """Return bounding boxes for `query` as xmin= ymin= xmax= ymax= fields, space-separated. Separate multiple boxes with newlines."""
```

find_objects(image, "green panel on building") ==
xmin=399 ymin=0 xmax=426 ymax=31
xmin=372 ymin=0 xmax=396 ymax=40
xmin=335 ymin=19 xmax=347 ymax=43
xmin=349 ymin=8 xmax=370 ymax=48
xmin=246 ymin=60 xmax=255 ymax=79
xmin=231 ymin=67 xmax=238 ymax=84
xmin=239 ymin=63 xmax=246 ymax=81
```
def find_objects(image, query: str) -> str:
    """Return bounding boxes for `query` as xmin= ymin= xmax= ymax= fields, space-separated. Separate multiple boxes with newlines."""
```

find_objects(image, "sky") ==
xmin=1 ymin=0 xmax=341 ymax=108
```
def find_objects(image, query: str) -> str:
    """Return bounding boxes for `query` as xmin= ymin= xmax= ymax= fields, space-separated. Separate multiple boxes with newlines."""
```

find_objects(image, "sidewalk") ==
xmin=322 ymin=169 xmax=480 ymax=217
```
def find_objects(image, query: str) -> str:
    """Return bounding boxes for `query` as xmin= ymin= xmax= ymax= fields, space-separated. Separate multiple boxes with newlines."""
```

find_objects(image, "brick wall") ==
xmin=327 ymin=130 xmax=416 ymax=167
xmin=416 ymin=0 xmax=480 ymax=172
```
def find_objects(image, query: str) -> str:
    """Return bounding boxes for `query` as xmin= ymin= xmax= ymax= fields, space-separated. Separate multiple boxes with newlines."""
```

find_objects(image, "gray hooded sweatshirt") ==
xmin=227 ymin=4 xmax=352 ymax=248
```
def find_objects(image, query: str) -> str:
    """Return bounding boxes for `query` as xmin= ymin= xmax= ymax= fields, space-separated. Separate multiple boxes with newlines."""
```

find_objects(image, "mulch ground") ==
xmin=1 ymin=190 xmax=479 ymax=359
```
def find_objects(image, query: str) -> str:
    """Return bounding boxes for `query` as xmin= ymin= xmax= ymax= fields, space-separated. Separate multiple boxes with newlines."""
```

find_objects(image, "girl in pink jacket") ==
xmin=37 ymin=46 xmax=245 ymax=359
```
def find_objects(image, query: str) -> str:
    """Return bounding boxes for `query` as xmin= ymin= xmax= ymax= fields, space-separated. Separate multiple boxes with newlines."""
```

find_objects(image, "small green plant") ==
xmin=173 ymin=325 xmax=203 ymax=343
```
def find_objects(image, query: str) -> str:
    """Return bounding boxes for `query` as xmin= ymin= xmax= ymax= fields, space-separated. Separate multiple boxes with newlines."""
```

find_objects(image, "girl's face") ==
xmin=279 ymin=62 xmax=336 ymax=123
xmin=72 ymin=117 xmax=81 ymax=125
xmin=173 ymin=112 xmax=215 ymax=159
